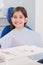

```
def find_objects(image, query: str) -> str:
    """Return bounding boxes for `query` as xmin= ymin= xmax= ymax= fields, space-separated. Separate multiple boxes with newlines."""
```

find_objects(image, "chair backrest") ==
xmin=7 ymin=7 xmax=14 ymax=23
xmin=25 ymin=25 xmax=32 ymax=30
xmin=1 ymin=25 xmax=10 ymax=38
xmin=1 ymin=7 xmax=32 ymax=38
xmin=1 ymin=7 xmax=14 ymax=38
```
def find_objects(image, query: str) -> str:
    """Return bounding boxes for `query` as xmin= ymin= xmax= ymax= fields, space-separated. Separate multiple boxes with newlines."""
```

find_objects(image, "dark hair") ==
xmin=10 ymin=6 xmax=28 ymax=31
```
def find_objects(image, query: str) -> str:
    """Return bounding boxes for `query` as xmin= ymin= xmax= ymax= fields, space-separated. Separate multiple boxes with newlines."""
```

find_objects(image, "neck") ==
xmin=16 ymin=26 xmax=24 ymax=30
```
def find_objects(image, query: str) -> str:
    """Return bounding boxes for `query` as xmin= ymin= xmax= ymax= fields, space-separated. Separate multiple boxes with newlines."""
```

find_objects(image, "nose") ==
xmin=16 ymin=17 xmax=20 ymax=21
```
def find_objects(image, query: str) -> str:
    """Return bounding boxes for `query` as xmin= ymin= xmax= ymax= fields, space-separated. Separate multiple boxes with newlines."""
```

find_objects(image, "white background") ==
xmin=35 ymin=0 xmax=43 ymax=43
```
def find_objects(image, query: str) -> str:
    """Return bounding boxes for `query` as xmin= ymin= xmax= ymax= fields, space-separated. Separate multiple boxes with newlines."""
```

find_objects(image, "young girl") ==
xmin=0 ymin=6 xmax=42 ymax=48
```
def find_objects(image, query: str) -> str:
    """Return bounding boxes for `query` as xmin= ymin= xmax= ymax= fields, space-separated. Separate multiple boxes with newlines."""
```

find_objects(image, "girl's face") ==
xmin=11 ymin=11 xmax=27 ymax=29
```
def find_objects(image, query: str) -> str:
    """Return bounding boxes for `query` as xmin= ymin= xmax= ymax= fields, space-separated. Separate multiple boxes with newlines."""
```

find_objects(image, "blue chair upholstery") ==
xmin=1 ymin=25 xmax=10 ymax=38
xmin=1 ymin=7 xmax=14 ymax=38
xmin=7 ymin=7 xmax=14 ymax=23
xmin=1 ymin=7 xmax=32 ymax=38
xmin=25 ymin=25 xmax=32 ymax=30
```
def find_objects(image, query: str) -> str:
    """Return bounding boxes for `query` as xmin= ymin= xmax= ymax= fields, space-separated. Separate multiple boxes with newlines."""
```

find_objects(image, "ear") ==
xmin=25 ymin=18 xmax=28 ymax=23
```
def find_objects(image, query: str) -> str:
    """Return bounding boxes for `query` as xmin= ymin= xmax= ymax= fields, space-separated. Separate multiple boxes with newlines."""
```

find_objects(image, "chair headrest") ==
xmin=7 ymin=7 xmax=14 ymax=23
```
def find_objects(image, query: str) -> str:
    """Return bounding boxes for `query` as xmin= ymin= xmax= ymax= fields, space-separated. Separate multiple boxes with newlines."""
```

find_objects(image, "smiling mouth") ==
xmin=15 ymin=22 xmax=22 ymax=25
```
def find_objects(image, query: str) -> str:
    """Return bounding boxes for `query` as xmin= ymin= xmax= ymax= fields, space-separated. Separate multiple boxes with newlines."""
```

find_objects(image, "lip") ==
xmin=15 ymin=22 xmax=22 ymax=25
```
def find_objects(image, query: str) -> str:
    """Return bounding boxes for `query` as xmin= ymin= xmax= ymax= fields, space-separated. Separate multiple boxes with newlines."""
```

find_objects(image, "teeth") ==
xmin=15 ymin=22 xmax=21 ymax=24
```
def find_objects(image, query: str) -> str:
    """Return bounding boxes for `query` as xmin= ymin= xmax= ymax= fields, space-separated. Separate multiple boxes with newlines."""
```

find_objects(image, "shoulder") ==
xmin=25 ymin=27 xmax=41 ymax=37
xmin=1 ymin=29 xmax=15 ymax=39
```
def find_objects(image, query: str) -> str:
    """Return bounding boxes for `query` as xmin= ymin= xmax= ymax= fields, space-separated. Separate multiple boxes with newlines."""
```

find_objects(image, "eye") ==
xmin=20 ymin=16 xmax=23 ymax=19
xmin=13 ymin=16 xmax=17 ymax=19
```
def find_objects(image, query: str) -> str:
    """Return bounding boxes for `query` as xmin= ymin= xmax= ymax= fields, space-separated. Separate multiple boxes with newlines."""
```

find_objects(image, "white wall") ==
xmin=4 ymin=0 xmax=35 ymax=30
xmin=35 ymin=0 xmax=43 ymax=43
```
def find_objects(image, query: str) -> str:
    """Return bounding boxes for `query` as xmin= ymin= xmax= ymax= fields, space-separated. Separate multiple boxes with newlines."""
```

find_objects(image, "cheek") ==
xmin=12 ymin=19 xmax=15 ymax=23
xmin=22 ymin=19 xmax=26 ymax=23
xmin=21 ymin=18 xmax=25 ymax=21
